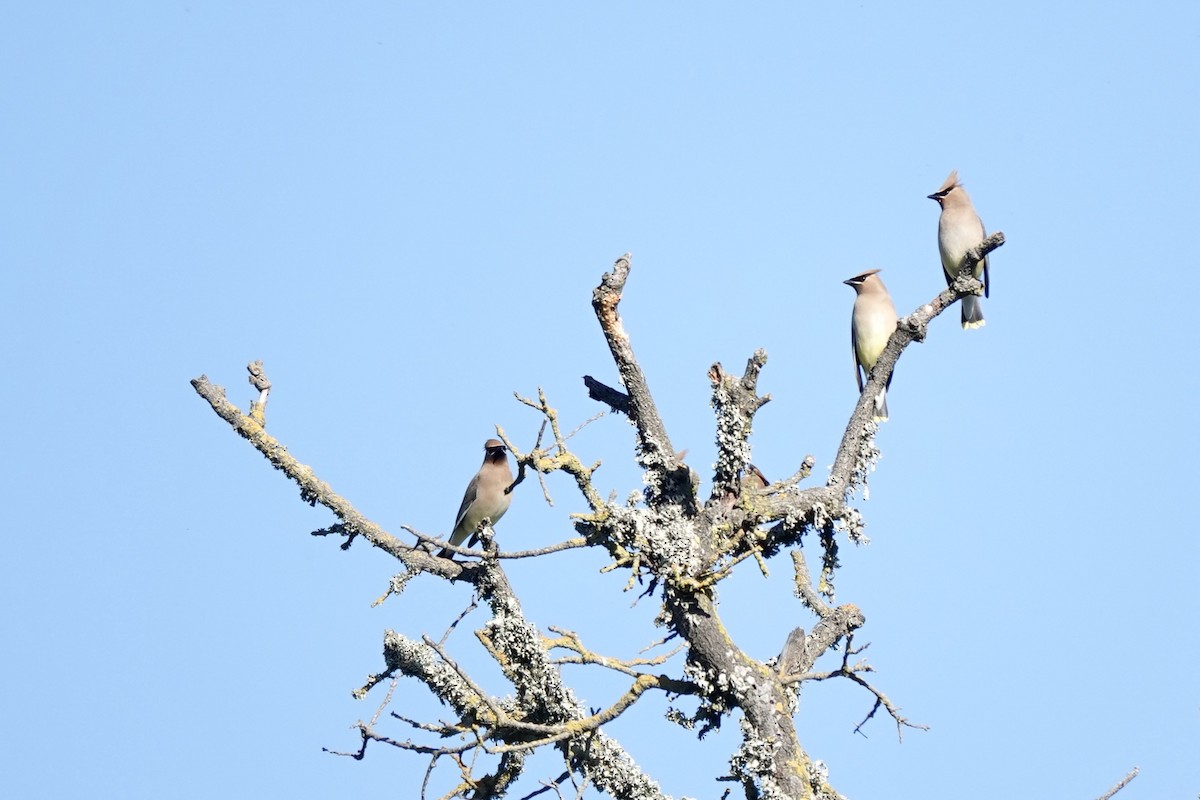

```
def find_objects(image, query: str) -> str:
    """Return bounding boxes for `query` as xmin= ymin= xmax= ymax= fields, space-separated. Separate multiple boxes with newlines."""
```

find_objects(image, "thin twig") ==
xmin=847 ymin=671 xmax=929 ymax=742
xmin=439 ymin=596 xmax=480 ymax=646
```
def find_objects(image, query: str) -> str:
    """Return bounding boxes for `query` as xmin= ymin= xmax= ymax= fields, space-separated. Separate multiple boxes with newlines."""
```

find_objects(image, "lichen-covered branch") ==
xmin=669 ymin=587 xmax=818 ymax=799
xmin=467 ymin=557 xmax=670 ymax=799
xmin=706 ymin=354 xmax=770 ymax=507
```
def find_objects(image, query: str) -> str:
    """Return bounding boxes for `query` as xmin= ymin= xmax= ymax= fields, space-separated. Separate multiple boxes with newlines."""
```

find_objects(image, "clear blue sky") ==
xmin=3 ymin=3 xmax=1197 ymax=798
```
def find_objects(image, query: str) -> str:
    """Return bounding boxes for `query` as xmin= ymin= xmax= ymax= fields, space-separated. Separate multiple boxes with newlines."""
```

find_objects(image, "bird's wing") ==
xmin=852 ymin=324 xmax=865 ymax=393
xmin=981 ymin=219 xmax=991 ymax=298
xmin=451 ymin=477 xmax=479 ymax=543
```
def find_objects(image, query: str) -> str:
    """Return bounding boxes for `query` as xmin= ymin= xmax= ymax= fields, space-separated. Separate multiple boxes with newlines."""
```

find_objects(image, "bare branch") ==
xmin=246 ymin=360 xmax=271 ymax=425
xmin=497 ymin=539 xmax=591 ymax=558
xmin=310 ymin=522 xmax=357 ymax=550
xmin=591 ymin=254 xmax=693 ymax=509
xmin=512 ymin=389 xmax=606 ymax=512
xmin=846 ymin=670 xmax=929 ymax=741
xmin=544 ymin=627 xmax=692 ymax=686
xmin=371 ymin=570 xmax=417 ymax=608
xmin=774 ymin=627 xmax=807 ymax=679
xmin=582 ymin=375 xmax=630 ymax=416
xmin=1094 ymin=767 xmax=1139 ymax=800
xmin=438 ymin=596 xmax=479 ymax=646
xmin=786 ymin=550 xmax=866 ymax=675
xmin=563 ymin=410 xmax=606 ymax=442
xmin=190 ymin=372 xmax=454 ymax=571
xmin=768 ymin=456 xmax=817 ymax=493
xmin=489 ymin=672 xmax=678 ymax=754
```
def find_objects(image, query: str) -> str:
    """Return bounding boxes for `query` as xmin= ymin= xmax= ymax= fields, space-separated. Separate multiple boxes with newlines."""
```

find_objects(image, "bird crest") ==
xmin=844 ymin=268 xmax=882 ymax=286
xmin=932 ymin=169 xmax=959 ymax=196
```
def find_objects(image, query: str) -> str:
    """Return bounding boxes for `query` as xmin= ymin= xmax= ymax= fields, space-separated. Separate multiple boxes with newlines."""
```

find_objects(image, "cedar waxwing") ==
xmin=844 ymin=269 xmax=898 ymax=422
xmin=438 ymin=439 xmax=513 ymax=559
xmin=928 ymin=170 xmax=989 ymax=329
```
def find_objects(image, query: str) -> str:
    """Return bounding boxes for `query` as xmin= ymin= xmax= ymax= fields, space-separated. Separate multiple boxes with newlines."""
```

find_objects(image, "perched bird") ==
xmin=844 ymin=269 xmax=899 ymax=422
xmin=439 ymin=439 xmax=513 ymax=559
xmin=928 ymin=170 xmax=989 ymax=329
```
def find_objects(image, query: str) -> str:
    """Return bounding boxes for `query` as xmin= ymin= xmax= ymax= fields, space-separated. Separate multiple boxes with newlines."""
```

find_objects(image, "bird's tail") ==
xmin=873 ymin=389 xmax=889 ymax=422
xmin=961 ymin=295 xmax=986 ymax=329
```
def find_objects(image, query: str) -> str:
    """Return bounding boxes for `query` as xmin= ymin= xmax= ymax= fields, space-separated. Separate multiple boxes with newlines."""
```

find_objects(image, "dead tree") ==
xmin=192 ymin=236 xmax=1006 ymax=800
